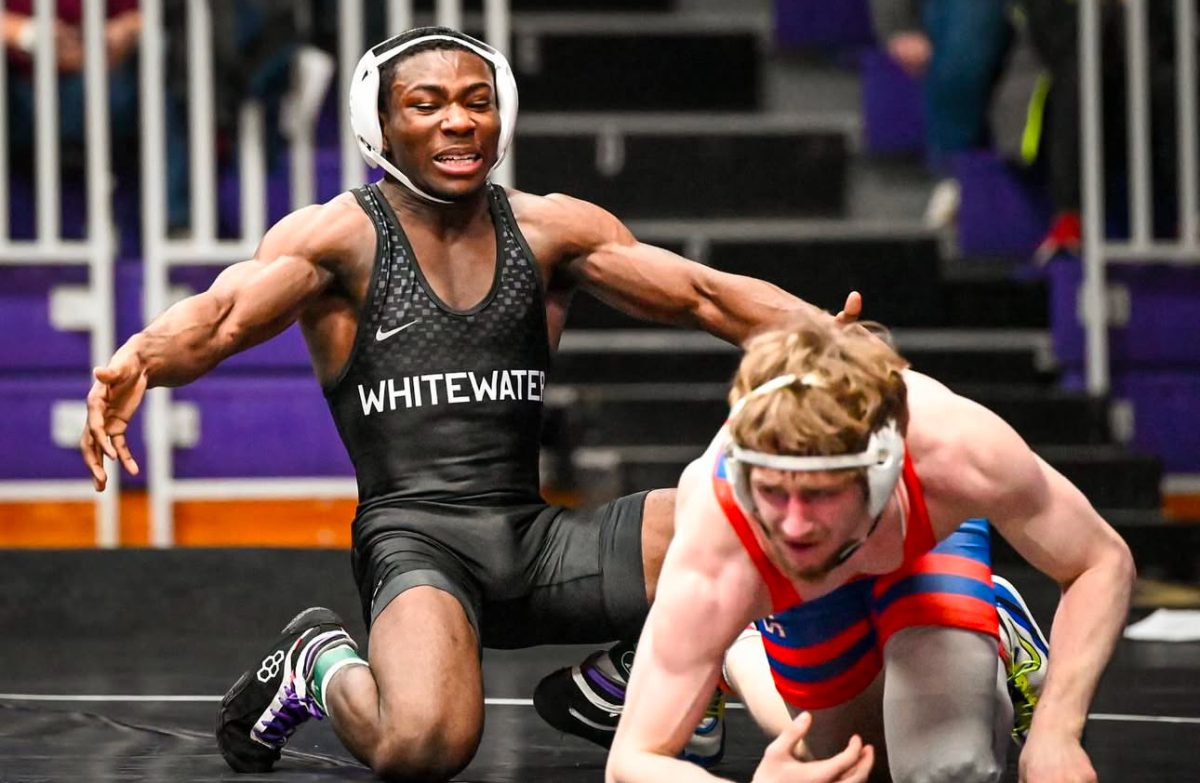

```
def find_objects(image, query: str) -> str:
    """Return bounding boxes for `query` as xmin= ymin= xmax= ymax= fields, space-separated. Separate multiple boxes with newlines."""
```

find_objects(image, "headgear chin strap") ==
xmin=348 ymin=28 xmax=519 ymax=204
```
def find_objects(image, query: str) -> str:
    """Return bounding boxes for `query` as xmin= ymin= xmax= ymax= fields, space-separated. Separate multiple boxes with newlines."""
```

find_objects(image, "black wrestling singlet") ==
xmin=326 ymin=183 xmax=550 ymax=509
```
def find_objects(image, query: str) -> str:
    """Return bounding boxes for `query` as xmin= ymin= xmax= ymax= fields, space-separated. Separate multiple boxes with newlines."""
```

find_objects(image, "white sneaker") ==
xmin=924 ymin=178 xmax=961 ymax=230
xmin=680 ymin=690 xmax=725 ymax=768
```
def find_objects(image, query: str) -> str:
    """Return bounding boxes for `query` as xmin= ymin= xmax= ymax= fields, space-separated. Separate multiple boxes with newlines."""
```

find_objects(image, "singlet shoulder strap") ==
xmin=900 ymin=448 xmax=937 ymax=559
xmin=712 ymin=451 xmax=802 ymax=612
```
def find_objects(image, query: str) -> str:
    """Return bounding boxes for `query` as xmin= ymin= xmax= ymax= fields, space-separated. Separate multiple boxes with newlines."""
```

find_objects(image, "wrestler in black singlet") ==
xmin=326 ymin=183 xmax=647 ymax=647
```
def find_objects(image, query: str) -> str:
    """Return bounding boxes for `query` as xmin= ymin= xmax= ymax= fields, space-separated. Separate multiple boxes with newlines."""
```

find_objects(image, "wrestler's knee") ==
xmin=371 ymin=719 xmax=482 ymax=783
xmin=892 ymin=749 xmax=1002 ymax=783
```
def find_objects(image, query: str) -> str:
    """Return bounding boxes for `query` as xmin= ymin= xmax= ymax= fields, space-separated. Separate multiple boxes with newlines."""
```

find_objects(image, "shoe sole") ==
xmin=215 ymin=608 xmax=344 ymax=773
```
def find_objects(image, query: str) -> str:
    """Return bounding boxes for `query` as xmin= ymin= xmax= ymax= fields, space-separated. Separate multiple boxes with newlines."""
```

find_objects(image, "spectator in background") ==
xmin=163 ymin=0 xmax=301 ymax=235
xmin=3 ymin=1 xmax=141 ymax=171
xmin=870 ymin=0 xmax=1014 ymax=230
xmin=1018 ymin=0 xmax=1186 ymax=262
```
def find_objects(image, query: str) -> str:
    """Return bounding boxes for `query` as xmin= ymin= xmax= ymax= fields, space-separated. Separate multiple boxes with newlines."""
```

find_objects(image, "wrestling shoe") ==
xmin=533 ymin=650 xmax=625 ymax=748
xmin=533 ymin=650 xmax=727 ymax=766
xmin=680 ymin=690 xmax=726 ymax=768
xmin=216 ymin=607 xmax=358 ymax=772
xmin=994 ymin=576 xmax=1050 ymax=744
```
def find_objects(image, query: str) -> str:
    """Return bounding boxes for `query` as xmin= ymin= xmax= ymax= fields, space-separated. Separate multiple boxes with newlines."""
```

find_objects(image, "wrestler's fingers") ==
xmin=766 ymin=710 xmax=813 ymax=760
xmin=111 ymin=432 xmax=140 ymax=476
xmin=80 ymin=428 xmax=108 ymax=491
xmin=838 ymin=742 xmax=874 ymax=782
xmin=85 ymin=382 xmax=119 ymax=461
xmin=93 ymin=363 xmax=127 ymax=386
xmin=835 ymin=291 xmax=863 ymax=325
xmin=805 ymin=735 xmax=871 ymax=781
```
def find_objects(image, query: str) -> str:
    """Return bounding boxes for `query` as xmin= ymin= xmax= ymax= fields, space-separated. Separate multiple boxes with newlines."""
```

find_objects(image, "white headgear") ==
xmin=348 ymin=27 xmax=519 ymax=204
xmin=725 ymin=373 xmax=906 ymax=522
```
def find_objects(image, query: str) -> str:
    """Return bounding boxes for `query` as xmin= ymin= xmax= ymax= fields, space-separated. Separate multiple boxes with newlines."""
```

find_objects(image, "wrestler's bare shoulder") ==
xmin=902 ymin=369 xmax=1013 ymax=512
xmin=259 ymin=192 xmax=374 ymax=268
xmin=504 ymin=188 xmax=629 ymax=260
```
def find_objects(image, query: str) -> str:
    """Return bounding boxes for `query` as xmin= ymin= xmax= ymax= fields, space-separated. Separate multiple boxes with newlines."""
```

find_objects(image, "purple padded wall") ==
xmin=1048 ymin=257 xmax=1200 ymax=368
xmin=860 ymin=49 xmax=925 ymax=156
xmin=173 ymin=374 xmax=351 ymax=478
xmin=0 ymin=377 xmax=91 ymax=479
xmin=775 ymin=0 xmax=875 ymax=49
xmin=954 ymin=151 xmax=1052 ymax=258
xmin=0 ymin=267 xmax=91 ymax=370
xmin=1114 ymin=373 xmax=1200 ymax=472
xmin=0 ymin=375 xmax=352 ymax=482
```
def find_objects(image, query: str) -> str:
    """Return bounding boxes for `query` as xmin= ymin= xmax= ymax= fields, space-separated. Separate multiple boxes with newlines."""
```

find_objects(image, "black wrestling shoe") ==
xmin=533 ymin=650 xmax=625 ymax=749
xmin=533 ymin=650 xmax=726 ymax=766
xmin=216 ymin=607 xmax=357 ymax=773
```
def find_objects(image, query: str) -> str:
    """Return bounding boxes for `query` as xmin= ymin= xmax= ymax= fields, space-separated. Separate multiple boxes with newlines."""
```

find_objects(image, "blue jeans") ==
xmin=922 ymin=0 xmax=1013 ymax=174
xmin=6 ymin=57 xmax=140 ymax=157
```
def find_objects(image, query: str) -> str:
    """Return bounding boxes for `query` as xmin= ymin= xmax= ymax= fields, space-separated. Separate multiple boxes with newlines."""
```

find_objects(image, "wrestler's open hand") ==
xmin=752 ymin=712 xmax=874 ymax=783
xmin=834 ymin=291 xmax=862 ymax=325
xmin=81 ymin=348 xmax=148 ymax=491
xmin=1018 ymin=731 xmax=1098 ymax=783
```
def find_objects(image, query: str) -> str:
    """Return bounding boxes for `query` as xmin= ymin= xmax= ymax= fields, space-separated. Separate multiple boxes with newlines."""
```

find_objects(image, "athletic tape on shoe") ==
xmin=349 ymin=28 xmax=518 ymax=203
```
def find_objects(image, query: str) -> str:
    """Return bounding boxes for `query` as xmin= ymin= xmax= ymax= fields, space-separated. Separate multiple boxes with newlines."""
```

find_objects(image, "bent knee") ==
xmin=894 ymin=755 xmax=1002 ymax=783
xmin=371 ymin=725 xmax=481 ymax=783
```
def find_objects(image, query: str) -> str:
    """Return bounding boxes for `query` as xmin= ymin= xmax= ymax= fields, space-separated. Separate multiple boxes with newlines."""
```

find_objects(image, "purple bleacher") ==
xmin=173 ymin=374 xmax=352 ymax=478
xmin=0 ymin=376 xmax=92 ymax=479
xmin=860 ymin=48 xmax=925 ymax=156
xmin=954 ymin=151 xmax=1052 ymax=258
xmin=775 ymin=0 xmax=876 ymax=50
xmin=1048 ymin=257 xmax=1200 ymax=368
xmin=0 ymin=267 xmax=92 ymax=370
xmin=1115 ymin=372 xmax=1200 ymax=472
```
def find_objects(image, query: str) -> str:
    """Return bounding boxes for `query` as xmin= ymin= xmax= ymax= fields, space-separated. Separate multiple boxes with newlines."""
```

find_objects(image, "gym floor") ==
xmin=2 ymin=555 xmax=1197 ymax=782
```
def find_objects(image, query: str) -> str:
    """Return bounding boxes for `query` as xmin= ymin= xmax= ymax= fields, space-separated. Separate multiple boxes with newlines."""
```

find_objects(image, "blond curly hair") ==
xmin=728 ymin=312 xmax=909 ymax=457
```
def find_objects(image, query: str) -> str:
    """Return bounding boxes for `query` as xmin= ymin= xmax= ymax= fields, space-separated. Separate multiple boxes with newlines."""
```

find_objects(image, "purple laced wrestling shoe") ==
xmin=216 ymin=607 xmax=356 ymax=773
xmin=533 ymin=650 xmax=726 ymax=767
xmin=533 ymin=650 xmax=626 ymax=748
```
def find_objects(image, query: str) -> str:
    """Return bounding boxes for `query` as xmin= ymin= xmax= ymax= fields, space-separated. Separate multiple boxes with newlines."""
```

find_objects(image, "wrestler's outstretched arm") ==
xmin=912 ymin=372 xmax=1135 ymax=783
xmin=605 ymin=458 xmax=874 ymax=783
xmin=80 ymin=195 xmax=368 ymax=490
xmin=519 ymin=191 xmax=861 ymax=347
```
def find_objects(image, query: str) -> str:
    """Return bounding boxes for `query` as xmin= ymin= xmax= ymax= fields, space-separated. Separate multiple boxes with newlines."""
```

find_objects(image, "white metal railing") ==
xmin=140 ymin=0 xmax=512 ymax=545
xmin=1079 ymin=0 xmax=1200 ymax=395
xmin=0 ymin=0 xmax=118 ymax=545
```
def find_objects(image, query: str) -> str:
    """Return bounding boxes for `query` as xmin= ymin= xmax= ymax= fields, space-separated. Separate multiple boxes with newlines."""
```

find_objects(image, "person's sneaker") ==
xmin=533 ymin=650 xmax=625 ymax=748
xmin=680 ymin=690 xmax=726 ymax=768
xmin=994 ymin=576 xmax=1050 ymax=744
xmin=216 ymin=607 xmax=358 ymax=772
xmin=1034 ymin=210 xmax=1082 ymax=265
xmin=923 ymin=178 xmax=962 ymax=230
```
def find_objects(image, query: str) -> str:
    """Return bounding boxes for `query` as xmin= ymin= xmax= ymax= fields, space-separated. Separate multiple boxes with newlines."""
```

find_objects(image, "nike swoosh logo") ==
xmin=375 ymin=319 xmax=420 ymax=342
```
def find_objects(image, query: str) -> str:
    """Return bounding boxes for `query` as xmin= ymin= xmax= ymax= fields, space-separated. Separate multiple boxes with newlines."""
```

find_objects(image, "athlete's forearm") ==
xmin=607 ymin=749 xmax=732 ymax=783
xmin=700 ymin=268 xmax=829 ymax=348
xmin=125 ymin=292 xmax=242 ymax=387
xmin=1030 ymin=546 xmax=1135 ymax=740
